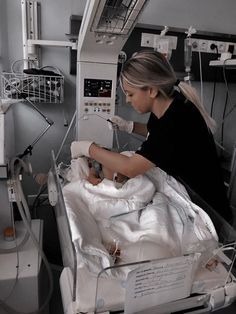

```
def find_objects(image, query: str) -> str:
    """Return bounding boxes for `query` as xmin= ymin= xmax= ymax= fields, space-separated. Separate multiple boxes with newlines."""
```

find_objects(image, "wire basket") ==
xmin=1 ymin=70 xmax=64 ymax=103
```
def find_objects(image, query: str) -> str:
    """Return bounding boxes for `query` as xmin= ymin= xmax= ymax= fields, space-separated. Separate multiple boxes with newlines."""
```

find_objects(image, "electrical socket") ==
xmin=192 ymin=39 xmax=209 ymax=52
xmin=141 ymin=33 xmax=178 ymax=50
xmin=141 ymin=34 xmax=236 ymax=55
xmin=191 ymin=40 xmax=199 ymax=50
xmin=190 ymin=38 xmax=236 ymax=54
xmin=200 ymin=40 xmax=208 ymax=52
xmin=217 ymin=42 xmax=226 ymax=53
xmin=207 ymin=41 xmax=218 ymax=52
xmin=141 ymin=33 xmax=154 ymax=47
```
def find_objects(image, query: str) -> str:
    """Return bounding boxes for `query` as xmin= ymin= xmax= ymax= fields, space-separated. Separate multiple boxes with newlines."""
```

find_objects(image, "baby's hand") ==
xmin=87 ymin=175 xmax=102 ymax=185
xmin=206 ymin=258 xmax=218 ymax=271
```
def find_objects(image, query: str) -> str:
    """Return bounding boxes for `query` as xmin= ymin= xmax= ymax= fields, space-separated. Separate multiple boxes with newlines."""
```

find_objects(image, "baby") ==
xmin=86 ymin=151 xmax=133 ymax=186
xmin=87 ymin=162 xmax=126 ymax=187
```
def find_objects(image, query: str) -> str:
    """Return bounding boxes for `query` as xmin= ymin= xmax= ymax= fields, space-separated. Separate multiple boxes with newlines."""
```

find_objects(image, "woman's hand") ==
xmin=71 ymin=141 xmax=93 ymax=158
xmin=109 ymin=115 xmax=134 ymax=133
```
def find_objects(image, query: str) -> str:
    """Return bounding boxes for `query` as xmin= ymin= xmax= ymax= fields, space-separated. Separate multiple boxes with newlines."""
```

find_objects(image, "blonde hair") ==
xmin=120 ymin=50 xmax=216 ymax=133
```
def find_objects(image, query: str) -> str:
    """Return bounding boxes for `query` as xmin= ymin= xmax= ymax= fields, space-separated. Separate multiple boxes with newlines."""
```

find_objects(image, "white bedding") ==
xmin=62 ymin=157 xmax=221 ymax=312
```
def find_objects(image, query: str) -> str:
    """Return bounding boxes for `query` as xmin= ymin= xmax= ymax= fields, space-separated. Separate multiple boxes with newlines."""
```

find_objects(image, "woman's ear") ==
xmin=149 ymin=86 xmax=159 ymax=98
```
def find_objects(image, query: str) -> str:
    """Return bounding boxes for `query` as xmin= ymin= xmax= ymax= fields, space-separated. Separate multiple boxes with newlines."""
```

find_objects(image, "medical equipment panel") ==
xmin=76 ymin=0 xmax=148 ymax=148
xmin=76 ymin=62 xmax=117 ymax=147
xmin=84 ymin=79 xmax=112 ymax=97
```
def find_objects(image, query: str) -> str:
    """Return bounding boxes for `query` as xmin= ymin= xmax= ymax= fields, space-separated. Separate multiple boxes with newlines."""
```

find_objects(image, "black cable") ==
xmin=210 ymin=79 xmax=217 ymax=117
xmin=209 ymin=44 xmax=219 ymax=117
xmin=31 ymin=184 xmax=48 ymax=219
xmin=221 ymin=91 xmax=228 ymax=149
xmin=222 ymin=60 xmax=236 ymax=121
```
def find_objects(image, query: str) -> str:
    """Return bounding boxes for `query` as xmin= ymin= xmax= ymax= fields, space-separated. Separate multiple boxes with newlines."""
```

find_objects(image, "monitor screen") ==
xmin=84 ymin=79 xmax=112 ymax=98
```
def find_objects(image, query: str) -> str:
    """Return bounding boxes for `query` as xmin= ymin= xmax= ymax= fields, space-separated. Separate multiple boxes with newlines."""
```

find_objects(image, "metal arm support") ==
xmin=3 ymin=76 xmax=54 ymax=158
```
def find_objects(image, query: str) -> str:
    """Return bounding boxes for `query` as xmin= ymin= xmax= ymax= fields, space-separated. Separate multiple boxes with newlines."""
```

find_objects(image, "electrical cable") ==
xmin=11 ymin=59 xmax=38 ymax=73
xmin=210 ymin=79 xmax=217 ymax=118
xmin=31 ymin=185 xmax=48 ymax=219
xmin=56 ymin=111 xmax=76 ymax=162
xmin=221 ymin=91 xmax=228 ymax=148
xmin=198 ymin=50 xmax=204 ymax=104
xmin=203 ymin=241 xmax=236 ymax=287
xmin=4 ymin=75 xmax=62 ymax=103
xmin=114 ymin=127 xmax=120 ymax=151
xmin=82 ymin=113 xmax=121 ymax=149
xmin=220 ymin=59 xmax=236 ymax=122
xmin=7 ymin=61 xmax=63 ymax=103
xmin=209 ymin=45 xmax=219 ymax=117
xmin=227 ymin=142 xmax=236 ymax=201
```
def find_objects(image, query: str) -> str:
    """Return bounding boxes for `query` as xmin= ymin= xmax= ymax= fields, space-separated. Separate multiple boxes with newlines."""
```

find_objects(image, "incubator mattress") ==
xmin=61 ymin=158 xmax=228 ymax=313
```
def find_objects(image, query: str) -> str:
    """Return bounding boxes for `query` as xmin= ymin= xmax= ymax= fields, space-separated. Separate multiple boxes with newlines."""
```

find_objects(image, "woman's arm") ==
xmin=133 ymin=122 xmax=148 ymax=137
xmin=89 ymin=144 xmax=154 ymax=178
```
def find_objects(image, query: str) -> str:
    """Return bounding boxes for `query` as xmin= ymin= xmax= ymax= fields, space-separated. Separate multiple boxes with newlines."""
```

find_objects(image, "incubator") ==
xmin=50 ymin=151 xmax=236 ymax=314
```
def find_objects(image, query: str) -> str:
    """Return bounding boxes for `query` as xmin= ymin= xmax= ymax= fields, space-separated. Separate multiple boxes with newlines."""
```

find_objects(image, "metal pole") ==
xmin=21 ymin=0 xmax=29 ymax=69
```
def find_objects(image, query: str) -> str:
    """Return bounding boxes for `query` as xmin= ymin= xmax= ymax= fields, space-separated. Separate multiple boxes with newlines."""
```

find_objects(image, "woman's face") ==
xmin=122 ymin=81 xmax=156 ymax=114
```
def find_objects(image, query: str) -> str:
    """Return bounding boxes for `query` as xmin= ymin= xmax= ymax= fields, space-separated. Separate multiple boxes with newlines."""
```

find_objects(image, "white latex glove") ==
xmin=71 ymin=141 xmax=93 ymax=159
xmin=109 ymin=115 xmax=134 ymax=133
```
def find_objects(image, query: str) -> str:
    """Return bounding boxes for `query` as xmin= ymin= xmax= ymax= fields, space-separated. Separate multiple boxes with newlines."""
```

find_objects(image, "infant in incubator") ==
xmin=86 ymin=151 xmax=133 ymax=187
xmin=87 ymin=158 xmax=128 ymax=187
xmin=62 ymin=150 xmax=220 ymax=271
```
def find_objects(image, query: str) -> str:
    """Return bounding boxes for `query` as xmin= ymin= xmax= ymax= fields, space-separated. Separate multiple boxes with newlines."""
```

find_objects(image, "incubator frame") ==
xmin=50 ymin=150 xmax=236 ymax=314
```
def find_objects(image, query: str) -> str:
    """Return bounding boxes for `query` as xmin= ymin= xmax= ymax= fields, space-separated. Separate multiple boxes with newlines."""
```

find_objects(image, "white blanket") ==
xmin=62 ymin=158 xmax=221 ymax=312
xmin=62 ymin=158 xmax=218 ymax=273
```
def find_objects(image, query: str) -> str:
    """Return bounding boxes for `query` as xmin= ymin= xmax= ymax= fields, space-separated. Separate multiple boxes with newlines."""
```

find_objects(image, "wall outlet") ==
xmin=141 ymin=33 xmax=236 ymax=55
xmin=199 ymin=40 xmax=208 ymax=52
xmin=141 ymin=33 xmax=154 ymax=47
xmin=218 ymin=42 xmax=226 ymax=53
xmin=141 ymin=33 xmax=178 ymax=50
xmin=190 ymin=38 xmax=236 ymax=54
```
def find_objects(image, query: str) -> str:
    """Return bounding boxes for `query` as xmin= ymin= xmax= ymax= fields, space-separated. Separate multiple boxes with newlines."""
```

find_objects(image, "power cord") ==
xmin=209 ymin=44 xmax=219 ymax=117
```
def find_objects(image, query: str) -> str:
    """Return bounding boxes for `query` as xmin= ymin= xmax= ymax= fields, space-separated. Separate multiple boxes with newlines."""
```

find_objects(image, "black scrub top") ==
xmin=136 ymin=92 xmax=232 ymax=222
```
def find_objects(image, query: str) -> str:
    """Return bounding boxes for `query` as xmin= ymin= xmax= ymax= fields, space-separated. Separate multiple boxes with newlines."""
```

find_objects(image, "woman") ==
xmin=71 ymin=50 xmax=232 ymax=222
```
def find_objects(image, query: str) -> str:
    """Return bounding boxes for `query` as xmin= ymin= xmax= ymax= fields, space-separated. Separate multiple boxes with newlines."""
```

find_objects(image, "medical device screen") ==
xmin=84 ymin=79 xmax=112 ymax=97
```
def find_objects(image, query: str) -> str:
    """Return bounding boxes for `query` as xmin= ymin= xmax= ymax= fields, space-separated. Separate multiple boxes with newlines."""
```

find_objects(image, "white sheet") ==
xmin=62 ymin=157 xmax=221 ymax=312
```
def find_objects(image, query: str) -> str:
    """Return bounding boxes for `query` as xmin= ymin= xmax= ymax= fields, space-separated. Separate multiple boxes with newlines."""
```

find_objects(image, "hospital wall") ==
xmin=1 ymin=0 xmax=236 ymax=214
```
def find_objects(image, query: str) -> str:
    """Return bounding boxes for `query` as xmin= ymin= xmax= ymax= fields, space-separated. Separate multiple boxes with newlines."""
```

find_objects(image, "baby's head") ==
xmin=88 ymin=151 xmax=132 ymax=186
